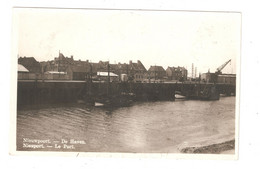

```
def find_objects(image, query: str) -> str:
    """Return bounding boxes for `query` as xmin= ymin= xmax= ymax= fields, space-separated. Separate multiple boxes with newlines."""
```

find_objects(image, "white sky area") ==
xmin=14 ymin=8 xmax=241 ymax=76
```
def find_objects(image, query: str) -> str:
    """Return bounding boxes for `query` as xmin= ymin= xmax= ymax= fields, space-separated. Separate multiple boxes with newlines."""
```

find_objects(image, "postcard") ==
xmin=10 ymin=7 xmax=241 ymax=159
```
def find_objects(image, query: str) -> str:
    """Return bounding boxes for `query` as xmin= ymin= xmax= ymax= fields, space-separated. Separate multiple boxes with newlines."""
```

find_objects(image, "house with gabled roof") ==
xmin=166 ymin=66 xmax=187 ymax=81
xmin=148 ymin=65 xmax=166 ymax=80
xmin=128 ymin=60 xmax=147 ymax=82
xmin=53 ymin=52 xmax=74 ymax=72
xmin=116 ymin=60 xmax=147 ymax=82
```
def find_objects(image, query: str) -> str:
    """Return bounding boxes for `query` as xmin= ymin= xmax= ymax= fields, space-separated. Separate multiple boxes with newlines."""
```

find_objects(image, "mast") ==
xmin=58 ymin=50 xmax=60 ymax=72
xmin=192 ymin=63 xmax=194 ymax=79
xmin=89 ymin=63 xmax=92 ymax=95
xmin=154 ymin=65 xmax=156 ymax=81
xmin=107 ymin=62 xmax=110 ymax=96
xmin=85 ymin=62 xmax=94 ymax=105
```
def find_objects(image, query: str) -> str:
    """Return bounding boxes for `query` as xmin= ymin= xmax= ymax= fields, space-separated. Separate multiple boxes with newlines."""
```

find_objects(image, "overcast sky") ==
xmin=14 ymin=8 xmax=241 ymax=76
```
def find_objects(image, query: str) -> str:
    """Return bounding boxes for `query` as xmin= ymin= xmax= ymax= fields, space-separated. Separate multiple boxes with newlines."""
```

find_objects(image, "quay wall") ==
xmin=17 ymin=81 xmax=236 ymax=106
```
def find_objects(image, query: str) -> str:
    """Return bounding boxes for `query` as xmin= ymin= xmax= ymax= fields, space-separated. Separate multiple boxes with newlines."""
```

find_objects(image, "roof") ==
xmin=89 ymin=62 xmax=99 ymax=73
xmin=118 ymin=63 xmax=129 ymax=70
xmin=109 ymin=64 xmax=119 ymax=71
xmin=97 ymin=72 xmax=118 ymax=77
xmin=148 ymin=66 xmax=165 ymax=72
xmin=18 ymin=64 xmax=29 ymax=72
xmin=97 ymin=61 xmax=119 ymax=71
xmin=18 ymin=57 xmax=41 ymax=73
xmin=118 ymin=60 xmax=147 ymax=72
xmin=202 ymin=72 xmax=216 ymax=75
xmin=131 ymin=63 xmax=146 ymax=71
xmin=167 ymin=66 xmax=187 ymax=72
xmin=45 ymin=71 xmax=67 ymax=74
xmin=55 ymin=53 xmax=74 ymax=64
xmin=218 ymin=74 xmax=236 ymax=78
xmin=167 ymin=67 xmax=175 ymax=72
xmin=74 ymin=60 xmax=89 ymax=66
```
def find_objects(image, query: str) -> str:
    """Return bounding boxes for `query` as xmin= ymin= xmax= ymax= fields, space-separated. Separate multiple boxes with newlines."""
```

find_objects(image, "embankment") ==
xmin=180 ymin=139 xmax=235 ymax=154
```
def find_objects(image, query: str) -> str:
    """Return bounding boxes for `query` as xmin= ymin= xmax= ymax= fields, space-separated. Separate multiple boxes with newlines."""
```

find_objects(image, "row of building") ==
xmin=18 ymin=53 xmax=188 ymax=82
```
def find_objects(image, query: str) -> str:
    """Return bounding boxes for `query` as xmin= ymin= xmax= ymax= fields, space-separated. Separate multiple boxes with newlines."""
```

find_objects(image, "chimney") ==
xmin=195 ymin=67 xmax=197 ymax=78
xmin=129 ymin=60 xmax=132 ymax=65
xmin=71 ymin=55 xmax=73 ymax=60
xmin=192 ymin=63 xmax=194 ymax=78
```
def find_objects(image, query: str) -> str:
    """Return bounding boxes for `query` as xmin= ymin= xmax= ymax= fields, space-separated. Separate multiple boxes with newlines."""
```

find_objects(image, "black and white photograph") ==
xmin=11 ymin=7 xmax=240 ymax=157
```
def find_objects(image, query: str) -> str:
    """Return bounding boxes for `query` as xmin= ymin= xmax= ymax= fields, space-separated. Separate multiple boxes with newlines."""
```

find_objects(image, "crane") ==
xmin=215 ymin=59 xmax=231 ymax=75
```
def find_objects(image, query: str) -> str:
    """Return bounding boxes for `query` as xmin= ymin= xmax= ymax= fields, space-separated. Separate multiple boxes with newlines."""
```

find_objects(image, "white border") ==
xmin=2 ymin=0 xmax=260 ymax=169
xmin=9 ymin=7 xmax=240 ymax=160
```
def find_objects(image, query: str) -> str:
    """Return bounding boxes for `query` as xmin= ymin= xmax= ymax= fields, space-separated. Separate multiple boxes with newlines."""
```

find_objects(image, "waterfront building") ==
xmin=20 ymin=53 xmax=146 ymax=83
xmin=166 ymin=66 xmax=188 ymax=81
xmin=53 ymin=53 xmax=74 ymax=72
xmin=18 ymin=56 xmax=41 ymax=73
xmin=40 ymin=53 xmax=75 ymax=73
xmin=18 ymin=64 xmax=29 ymax=80
xmin=18 ymin=56 xmax=43 ymax=80
xmin=217 ymin=74 xmax=236 ymax=85
xmin=201 ymin=72 xmax=217 ymax=83
xmin=115 ymin=60 xmax=147 ymax=82
xmin=67 ymin=65 xmax=87 ymax=80
xmin=117 ymin=63 xmax=129 ymax=75
xmin=97 ymin=61 xmax=119 ymax=74
xmin=128 ymin=60 xmax=147 ymax=82
xmin=148 ymin=65 xmax=166 ymax=81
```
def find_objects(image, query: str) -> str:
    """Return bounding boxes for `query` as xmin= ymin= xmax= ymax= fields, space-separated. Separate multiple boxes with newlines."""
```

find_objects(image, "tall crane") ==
xmin=215 ymin=59 xmax=231 ymax=75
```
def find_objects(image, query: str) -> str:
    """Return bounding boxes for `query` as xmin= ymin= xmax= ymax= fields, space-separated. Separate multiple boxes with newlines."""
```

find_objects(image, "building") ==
xmin=38 ymin=52 xmax=147 ymax=82
xmin=40 ymin=52 xmax=91 ymax=80
xmin=97 ymin=72 xmax=119 ymax=82
xmin=96 ymin=61 xmax=119 ymax=74
xmin=217 ymin=74 xmax=236 ymax=85
xmin=67 ymin=65 xmax=88 ymax=80
xmin=166 ymin=66 xmax=188 ymax=81
xmin=128 ymin=60 xmax=147 ymax=82
xmin=18 ymin=56 xmax=41 ymax=73
xmin=44 ymin=71 xmax=70 ymax=80
xmin=53 ymin=53 xmax=74 ymax=72
xmin=18 ymin=57 xmax=43 ymax=80
xmin=18 ymin=64 xmax=29 ymax=72
xmin=201 ymin=72 xmax=217 ymax=83
xmin=40 ymin=53 xmax=75 ymax=73
xmin=148 ymin=66 xmax=166 ymax=80
xmin=115 ymin=60 xmax=147 ymax=82
xmin=18 ymin=64 xmax=29 ymax=80
xmin=117 ymin=63 xmax=129 ymax=75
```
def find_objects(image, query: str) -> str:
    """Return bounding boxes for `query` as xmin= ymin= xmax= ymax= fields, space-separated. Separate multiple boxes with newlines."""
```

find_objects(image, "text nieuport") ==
xmin=22 ymin=138 xmax=86 ymax=149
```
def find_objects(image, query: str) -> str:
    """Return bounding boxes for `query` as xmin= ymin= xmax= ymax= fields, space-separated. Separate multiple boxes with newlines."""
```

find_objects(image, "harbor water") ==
xmin=17 ymin=96 xmax=236 ymax=153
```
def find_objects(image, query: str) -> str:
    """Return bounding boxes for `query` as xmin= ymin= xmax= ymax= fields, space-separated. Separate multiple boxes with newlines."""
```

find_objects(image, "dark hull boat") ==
xmin=94 ymin=92 xmax=135 ymax=107
xmin=176 ymin=84 xmax=220 ymax=101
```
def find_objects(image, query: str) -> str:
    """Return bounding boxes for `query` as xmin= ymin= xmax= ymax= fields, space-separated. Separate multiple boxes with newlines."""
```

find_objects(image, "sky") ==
xmin=14 ymin=8 xmax=241 ymax=76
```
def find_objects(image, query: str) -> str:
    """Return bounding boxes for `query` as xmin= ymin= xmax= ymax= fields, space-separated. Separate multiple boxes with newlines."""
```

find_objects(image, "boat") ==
xmin=176 ymin=84 xmax=220 ymax=101
xmin=174 ymin=91 xmax=186 ymax=99
xmin=94 ymin=92 xmax=135 ymax=107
